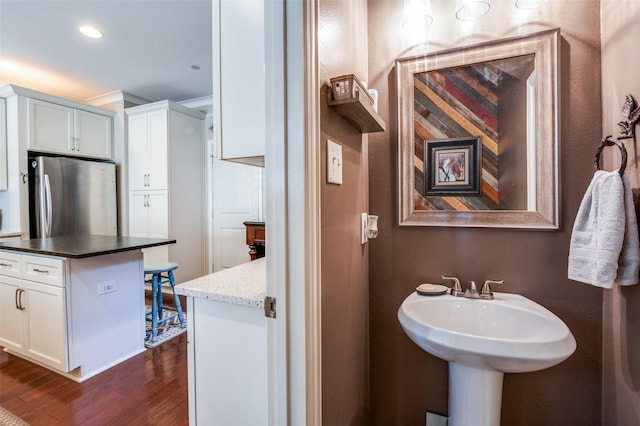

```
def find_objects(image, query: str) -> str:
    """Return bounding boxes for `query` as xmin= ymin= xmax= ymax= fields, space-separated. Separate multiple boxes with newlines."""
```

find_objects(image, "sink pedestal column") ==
xmin=449 ymin=363 xmax=503 ymax=426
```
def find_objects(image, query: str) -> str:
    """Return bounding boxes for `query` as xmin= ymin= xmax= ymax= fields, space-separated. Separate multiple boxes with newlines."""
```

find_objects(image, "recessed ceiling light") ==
xmin=79 ymin=25 xmax=103 ymax=39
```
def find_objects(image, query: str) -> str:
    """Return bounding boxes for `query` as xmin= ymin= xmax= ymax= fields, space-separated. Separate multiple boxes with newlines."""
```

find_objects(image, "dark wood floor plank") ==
xmin=0 ymin=333 xmax=188 ymax=426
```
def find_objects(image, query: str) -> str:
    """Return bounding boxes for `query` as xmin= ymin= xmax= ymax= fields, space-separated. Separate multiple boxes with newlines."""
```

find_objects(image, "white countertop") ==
xmin=175 ymin=258 xmax=265 ymax=309
xmin=0 ymin=231 xmax=21 ymax=238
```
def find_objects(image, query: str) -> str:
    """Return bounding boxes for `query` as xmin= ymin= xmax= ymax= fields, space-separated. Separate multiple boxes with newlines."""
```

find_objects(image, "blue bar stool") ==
xmin=144 ymin=262 xmax=185 ymax=342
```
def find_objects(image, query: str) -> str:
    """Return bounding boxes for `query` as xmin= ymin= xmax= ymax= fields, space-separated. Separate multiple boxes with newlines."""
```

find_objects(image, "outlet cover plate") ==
xmin=327 ymin=139 xmax=343 ymax=185
xmin=360 ymin=213 xmax=368 ymax=245
xmin=98 ymin=280 xmax=117 ymax=295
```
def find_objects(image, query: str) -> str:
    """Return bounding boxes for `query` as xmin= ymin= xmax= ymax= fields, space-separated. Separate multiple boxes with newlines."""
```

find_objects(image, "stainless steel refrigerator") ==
xmin=28 ymin=155 xmax=118 ymax=238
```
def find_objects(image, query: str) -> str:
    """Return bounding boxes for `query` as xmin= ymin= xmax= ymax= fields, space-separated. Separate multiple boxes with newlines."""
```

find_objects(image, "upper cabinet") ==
xmin=128 ymin=109 xmax=168 ymax=190
xmin=28 ymin=98 xmax=113 ymax=160
xmin=0 ymin=98 xmax=7 ymax=191
xmin=213 ymin=0 xmax=265 ymax=167
xmin=0 ymin=84 xmax=116 ymax=237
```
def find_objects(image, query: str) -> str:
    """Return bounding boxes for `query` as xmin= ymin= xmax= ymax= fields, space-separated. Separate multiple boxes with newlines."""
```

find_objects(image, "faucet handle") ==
xmin=441 ymin=275 xmax=463 ymax=297
xmin=480 ymin=279 xmax=504 ymax=300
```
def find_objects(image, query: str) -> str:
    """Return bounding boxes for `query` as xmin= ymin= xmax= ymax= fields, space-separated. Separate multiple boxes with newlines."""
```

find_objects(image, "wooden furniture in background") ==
xmin=243 ymin=221 xmax=265 ymax=261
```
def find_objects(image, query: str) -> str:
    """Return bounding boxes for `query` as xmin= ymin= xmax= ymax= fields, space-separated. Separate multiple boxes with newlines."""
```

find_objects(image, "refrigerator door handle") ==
xmin=43 ymin=174 xmax=52 ymax=237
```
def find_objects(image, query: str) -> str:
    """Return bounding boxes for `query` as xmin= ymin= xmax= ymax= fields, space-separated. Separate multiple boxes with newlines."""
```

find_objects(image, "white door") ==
xmin=210 ymin=142 xmax=263 ymax=272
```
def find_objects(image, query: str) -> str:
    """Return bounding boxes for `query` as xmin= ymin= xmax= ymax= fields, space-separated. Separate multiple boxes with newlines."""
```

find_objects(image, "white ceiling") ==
xmin=0 ymin=0 xmax=212 ymax=104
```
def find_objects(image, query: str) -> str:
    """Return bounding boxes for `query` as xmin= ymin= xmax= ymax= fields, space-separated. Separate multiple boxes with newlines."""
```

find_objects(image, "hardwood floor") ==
xmin=0 ymin=319 xmax=189 ymax=425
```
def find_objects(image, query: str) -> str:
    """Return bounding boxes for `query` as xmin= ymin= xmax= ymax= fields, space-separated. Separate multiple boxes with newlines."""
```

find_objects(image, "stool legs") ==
xmin=146 ymin=269 xmax=185 ymax=343
xmin=150 ymin=273 xmax=161 ymax=343
xmin=168 ymin=270 xmax=186 ymax=328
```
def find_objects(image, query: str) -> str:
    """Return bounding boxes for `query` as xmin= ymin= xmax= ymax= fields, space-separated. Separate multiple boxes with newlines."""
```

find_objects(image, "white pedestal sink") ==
xmin=398 ymin=291 xmax=576 ymax=426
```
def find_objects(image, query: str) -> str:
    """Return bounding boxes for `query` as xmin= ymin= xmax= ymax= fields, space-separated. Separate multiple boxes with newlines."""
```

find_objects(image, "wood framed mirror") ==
xmin=396 ymin=29 xmax=560 ymax=229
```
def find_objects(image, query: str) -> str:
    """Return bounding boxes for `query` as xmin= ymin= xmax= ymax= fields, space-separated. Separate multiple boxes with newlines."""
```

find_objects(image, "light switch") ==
xmin=327 ymin=139 xmax=343 ymax=184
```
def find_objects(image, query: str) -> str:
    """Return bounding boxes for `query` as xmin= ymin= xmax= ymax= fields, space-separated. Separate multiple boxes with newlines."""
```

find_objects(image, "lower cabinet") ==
xmin=0 ymin=249 xmax=146 ymax=382
xmin=128 ymin=190 xmax=169 ymax=263
xmin=186 ymin=297 xmax=268 ymax=425
xmin=0 ymin=257 xmax=69 ymax=372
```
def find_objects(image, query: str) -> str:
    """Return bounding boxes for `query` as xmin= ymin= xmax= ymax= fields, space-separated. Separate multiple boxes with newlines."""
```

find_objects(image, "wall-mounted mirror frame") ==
xmin=396 ymin=29 xmax=560 ymax=229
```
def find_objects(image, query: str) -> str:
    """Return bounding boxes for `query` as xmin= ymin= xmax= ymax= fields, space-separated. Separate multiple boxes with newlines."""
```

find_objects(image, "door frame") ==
xmin=265 ymin=0 xmax=321 ymax=425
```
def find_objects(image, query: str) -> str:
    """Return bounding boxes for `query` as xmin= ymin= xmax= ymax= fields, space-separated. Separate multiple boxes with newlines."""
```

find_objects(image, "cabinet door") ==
xmin=128 ymin=190 xmax=168 ymax=239
xmin=0 ymin=275 xmax=27 ymax=352
xmin=27 ymin=98 xmax=74 ymax=154
xmin=217 ymin=0 xmax=265 ymax=162
xmin=0 ymin=98 xmax=7 ymax=190
xmin=24 ymin=280 xmax=68 ymax=371
xmin=146 ymin=110 xmax=168 ymax=189
xmin=74 ymin=109 xmax=112 ymax=159
xmin=128 ymin=191 xmax=151 ymax=237
xmin=128 ymin=114 xmax=149 ymax=190
xmin=128 ymin=110 xmax=167 ymax=190
xmin=129 ymin=190 xmax=168 ymax=264
xmin=146 ymin=190 xmax=168 ymax=239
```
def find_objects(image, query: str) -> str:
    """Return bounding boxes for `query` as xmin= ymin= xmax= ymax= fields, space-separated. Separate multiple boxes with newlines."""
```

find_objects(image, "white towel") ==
xmin=568 ymin=170 xmax=640 ymax=288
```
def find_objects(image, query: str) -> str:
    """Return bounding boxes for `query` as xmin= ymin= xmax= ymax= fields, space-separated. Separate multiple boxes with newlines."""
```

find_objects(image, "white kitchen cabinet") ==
xmin=0 ymin=247 xmax=148 ymax=382
xmin=28 ymin=98 xmax=113 ymax=160
xmin=213 ymin=0 xmax=265 ymax=167
xmin=0 ymin=97 xmax=7 ymax=190
xmin=126 ymin=101 xmax=206 ymax=283
xmin=0 ymin=254 xmax=69 ymax=372
xmin=186 ymin=297 xmax=268 ymax=426
xmin=128 ymin=109 xmax=168 ymax=190
xmin=128 ymin=190 xmax=169 ymax=263
xmin=0 ymin=85 xmax=116 ymax=239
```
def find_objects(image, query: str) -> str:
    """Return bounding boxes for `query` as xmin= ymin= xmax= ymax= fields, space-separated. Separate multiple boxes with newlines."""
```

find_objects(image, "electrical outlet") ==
xmin=98 ymin=281 xmax=117 ymax=295
xmin=426 ymin=412 xmax=449 ymax=426
xmin=361 ymin=213 xmax=368 ymax=245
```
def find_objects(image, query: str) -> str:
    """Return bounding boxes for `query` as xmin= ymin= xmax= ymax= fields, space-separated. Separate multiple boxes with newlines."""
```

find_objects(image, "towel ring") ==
xmin=594 ymin=136 xmax=627 ymax=176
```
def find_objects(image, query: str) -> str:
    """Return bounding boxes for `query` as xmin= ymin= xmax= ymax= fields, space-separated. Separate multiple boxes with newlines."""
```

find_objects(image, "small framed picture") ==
xmin=424 ymin=137 xmax=482 ymax=196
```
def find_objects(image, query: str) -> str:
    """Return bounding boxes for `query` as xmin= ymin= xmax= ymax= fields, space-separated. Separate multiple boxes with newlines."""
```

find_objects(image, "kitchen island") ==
xmin=175 ymin=258 xmax=267 ymax=425
xmin=0 ymin=235 xmax=175 ymax=382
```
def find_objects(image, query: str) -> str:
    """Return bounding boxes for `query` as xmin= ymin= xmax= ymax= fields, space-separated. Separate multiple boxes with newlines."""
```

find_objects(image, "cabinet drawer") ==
xmin=23 ymin=256 xmax=65 ymax=287
xmin=0 ymin=252 xmax=22 ymax=278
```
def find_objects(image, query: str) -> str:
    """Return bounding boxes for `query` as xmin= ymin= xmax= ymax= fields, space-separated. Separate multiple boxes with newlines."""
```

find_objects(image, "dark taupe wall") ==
xmin=602 ymin=1 xmax=640 ymax=424
xmin=367 ymin=1 xmax=603 ymax=425
xmin=319 ymin=1 xmax=370 ymax=425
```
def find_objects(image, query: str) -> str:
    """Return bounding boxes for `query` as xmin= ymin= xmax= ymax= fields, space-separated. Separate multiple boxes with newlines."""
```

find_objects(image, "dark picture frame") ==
xmin=424 ymin=137 xmax=482 ymax=196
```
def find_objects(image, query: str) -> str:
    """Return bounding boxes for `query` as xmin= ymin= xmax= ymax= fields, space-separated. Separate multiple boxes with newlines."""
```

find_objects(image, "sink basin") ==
xmin=398 ymin=291 xmax=576 ymax=372
xmin=398 ymin=291 xmax=576 ymax=426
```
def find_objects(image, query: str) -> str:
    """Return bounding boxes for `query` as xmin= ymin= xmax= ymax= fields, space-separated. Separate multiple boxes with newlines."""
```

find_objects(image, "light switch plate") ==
xmin=327 ymin=139 xmax=343 ymax=184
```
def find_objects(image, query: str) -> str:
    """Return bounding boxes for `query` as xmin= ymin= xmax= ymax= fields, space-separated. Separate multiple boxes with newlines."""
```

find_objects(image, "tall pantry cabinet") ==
xmin=126 ymin=101 xmax=206 ymax=283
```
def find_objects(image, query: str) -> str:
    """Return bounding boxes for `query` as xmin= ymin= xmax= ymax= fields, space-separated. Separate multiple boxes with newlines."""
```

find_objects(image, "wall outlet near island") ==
xmin=98 ymin=281 xmax=117 ymax=295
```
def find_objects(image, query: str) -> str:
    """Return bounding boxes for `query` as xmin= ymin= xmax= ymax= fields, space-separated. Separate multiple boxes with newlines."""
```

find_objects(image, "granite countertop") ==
xmin=0 ymin=235 xmax=176 ymax=259
xmin=176 ymin=257 xmax=266 ymax=309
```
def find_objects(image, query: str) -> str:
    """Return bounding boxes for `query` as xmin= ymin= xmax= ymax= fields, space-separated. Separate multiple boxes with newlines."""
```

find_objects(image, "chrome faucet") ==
xmin=464 ymin=281 xmax=481 ymax=299
xmin=440 ymin=275 xmax=463 ymax=297
xmin=479 ymin=279 xmax=504 ymax=300
xmin=441 ymin=275 xmax=504 ymax=300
